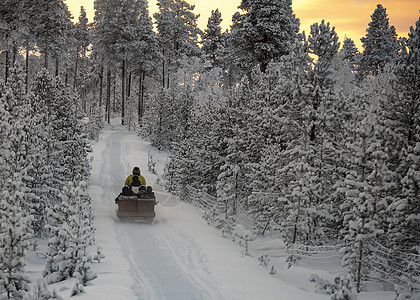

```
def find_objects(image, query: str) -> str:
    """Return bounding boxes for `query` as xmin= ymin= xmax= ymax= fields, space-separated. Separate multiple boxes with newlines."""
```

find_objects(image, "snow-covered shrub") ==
xmin=309 ymin=274 xmax=333 ymax=295
xmin=94 ymin=246 xmax=105 ymax=263
xmin=309 ymin=273 xmax=358 ymax=299
xmin=73 ymin=253 xmax=97 ymax=286
xmin=330 ymin=274 xmax=358 ymax=300
xmin=70 ymin=282 xmax=85 ymax=297
xmin=24 ymin=278 xmax=63 ymax=300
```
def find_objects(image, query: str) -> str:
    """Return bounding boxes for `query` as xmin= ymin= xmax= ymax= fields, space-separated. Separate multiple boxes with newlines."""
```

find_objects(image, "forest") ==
xmin=0 ymin=0 xmax=419 ymax=298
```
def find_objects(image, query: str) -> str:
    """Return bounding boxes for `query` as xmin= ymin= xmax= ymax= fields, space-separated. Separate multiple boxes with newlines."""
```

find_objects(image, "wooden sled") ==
xmin=116 ymin=190 xmax=157 ymax=222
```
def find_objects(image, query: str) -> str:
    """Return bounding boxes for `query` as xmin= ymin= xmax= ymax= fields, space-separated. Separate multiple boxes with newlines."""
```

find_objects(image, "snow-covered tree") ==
xmin=0 ymin=0 xmax=28 ymax=82
xmin=28 ymin=69 xmax=57 ymax=234
xmin=0 ymin=187 xmax=32 ymax=299
xmin=43 ymin=180 xmax=95 ymax=284
xmin=30 ymin=0 xmax=74 ymax=74
xmin=340 ymin=76 xmax=399 ymax=291
xmin=230 ymin=0 xmax=300 ymax=73
xmin=133 ymin=0 xmax=159 ymax=124
xmin=277 ymin=22 xmax=343 ymax=244
xmin=154 ymin=0 xmax=202 ymax=88
xmin=93 ymin=0 xmax=144 ymax=124
xmin=359 ymin=4 xmax=399 ymax=77
xmin=0 ymin=76 xmax=33 ymax=298
xmin=25 ymin=278 xmax=63 ymax=300
xmin=386 ymin=16 xmax=420 ymax=254
xmin=73 ymin=6 xmax=91 ymax=95
xmin=340 ymin=37 xmax=359 ymax=71
xmin=201 ymin=8 xmax=225 ymax=69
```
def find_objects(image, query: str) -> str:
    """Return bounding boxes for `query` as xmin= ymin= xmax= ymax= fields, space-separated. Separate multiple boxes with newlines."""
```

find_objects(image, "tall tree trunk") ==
xmin=12 ymin=45 xmax=17 ymax=65
xmin=121 ymin=58 xmax=126 ymax=125
xmin=25 ymin=43 xmax=29 ymax=93
xmin=99 ymin=65 xmax=104 ymax=108
xmin=167 ymin=59 xmax=170 ymax=88
xmin=356 ymin=216 xmax=366 ymax=293
xmin=44 ymin=38 xmax=49 ymax=70
xmin=113 ymin=74 xmax=116 ymax=111
xmin=74 ymin=48 xmax=79 ymax=89
xmin=138 ymin=70 xmax=145 ymax=124
xmin=5 ymin=33 xmax=9 ymax=82
xmin=55 ymin=58 xmax=59 ymax=77
xmin=127 ymin=70 xmax=131 ymax=98
xmin=162 ymin=49 xmax=165 ymax=88
xmin=106 ymin=68 xmax=111 ymax=123
xmin=5 ymin=48 xmax=9 ymax=83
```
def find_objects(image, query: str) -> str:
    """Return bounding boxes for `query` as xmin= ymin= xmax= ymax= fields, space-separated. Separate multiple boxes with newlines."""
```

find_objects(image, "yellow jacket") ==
xmin=125 ymin=174 xmax=146 ymax=186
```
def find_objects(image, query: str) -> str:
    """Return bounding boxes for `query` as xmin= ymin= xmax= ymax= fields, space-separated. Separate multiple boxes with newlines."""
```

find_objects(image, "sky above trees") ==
xmin=66 ymin=0 xmax=418 ymax=49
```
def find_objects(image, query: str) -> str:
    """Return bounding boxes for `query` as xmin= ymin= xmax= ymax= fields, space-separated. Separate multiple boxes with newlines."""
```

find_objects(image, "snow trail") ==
xmin=88 ymin=125 xmax=335 ymax=300
xmin=93 ymin=128 xmax=223 ymax=299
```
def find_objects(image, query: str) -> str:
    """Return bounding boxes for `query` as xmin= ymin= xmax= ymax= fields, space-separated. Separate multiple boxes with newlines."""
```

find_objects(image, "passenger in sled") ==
xmin=115 ymin=167 xmax=154 ymax=202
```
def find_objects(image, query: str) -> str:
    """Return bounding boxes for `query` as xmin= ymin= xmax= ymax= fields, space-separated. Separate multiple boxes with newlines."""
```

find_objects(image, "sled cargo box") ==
xmin=116 ymin=193 xmax=157 ymax=221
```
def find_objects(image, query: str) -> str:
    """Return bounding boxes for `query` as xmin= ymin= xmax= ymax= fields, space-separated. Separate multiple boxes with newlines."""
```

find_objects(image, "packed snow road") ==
xmin=88 ymin=125 xmax=328 ymax=300
xmin=91 ymin=128 xmax=221 ymax=299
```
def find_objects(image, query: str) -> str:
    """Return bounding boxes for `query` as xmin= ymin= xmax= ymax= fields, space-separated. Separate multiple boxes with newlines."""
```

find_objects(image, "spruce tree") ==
xmin=386 ymin=16 xmax=420 ymax=254
xmin=73 ymin=6 xmax=91 ymax=94
xmin=340 ymin=37 xmax=359 ymax=71
xmin=0 ymin=65 xmax=33 ymax=298
xmin=28 ymin=69 xmax=56 ymax=235
xmin=230 ymin=0 xmax=299 ymax=73
xmin=359 ymin=4 xmax=399 ymax=77
xmin=279 ymin=21 xmax=343 ymax=244
xmin=202 ymin=9 xmax=225 ymax=69
xmin=43 ymin=180 xmax=95 ymax=284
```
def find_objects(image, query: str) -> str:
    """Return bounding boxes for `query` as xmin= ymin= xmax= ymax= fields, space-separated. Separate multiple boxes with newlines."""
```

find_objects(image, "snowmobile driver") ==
xmin=125 ymin=167 xmax=146 ymax=186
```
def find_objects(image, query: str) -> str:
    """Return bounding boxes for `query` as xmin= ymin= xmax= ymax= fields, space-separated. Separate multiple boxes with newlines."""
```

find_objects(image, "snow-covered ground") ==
xmin=27 ymin=123 xmax=398 ymax=299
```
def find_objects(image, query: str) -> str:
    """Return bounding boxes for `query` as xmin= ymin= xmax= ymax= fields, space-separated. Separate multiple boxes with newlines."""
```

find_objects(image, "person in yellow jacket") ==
xmin=125 ymin=167 xmax=146 ymax=186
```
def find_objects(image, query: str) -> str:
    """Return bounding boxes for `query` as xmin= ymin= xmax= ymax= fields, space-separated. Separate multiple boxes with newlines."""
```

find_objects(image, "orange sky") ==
xmin=65 ymin=0 xmax=419 ymax=50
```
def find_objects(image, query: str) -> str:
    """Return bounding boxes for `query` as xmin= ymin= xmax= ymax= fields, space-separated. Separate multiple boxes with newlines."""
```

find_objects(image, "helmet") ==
xmin=132 ymin=167 xmax=140 ymax=175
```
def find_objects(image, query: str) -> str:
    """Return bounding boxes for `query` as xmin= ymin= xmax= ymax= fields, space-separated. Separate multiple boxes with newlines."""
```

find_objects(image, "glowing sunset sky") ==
xmin=65 ymin=0 xmax=419 ymax=50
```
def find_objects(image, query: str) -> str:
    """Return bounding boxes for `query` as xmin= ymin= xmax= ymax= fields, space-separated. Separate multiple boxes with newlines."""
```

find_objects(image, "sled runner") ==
xmin=115 ymin=185 xmax=157 ymax=222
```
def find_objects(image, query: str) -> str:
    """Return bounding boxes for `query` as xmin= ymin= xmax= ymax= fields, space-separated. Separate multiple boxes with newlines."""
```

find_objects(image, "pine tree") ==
xmin=43 ymin=180 xmax=95 ymax=284
xmin=30 ymin=0 xmax=74 ymax=73
xmin=0 ymin=0 xmax=28 ymax=81
xmin=340 ymin=37 xmax=359 ymax=71
xmin=154 ymin=0 xmax=202 ymax=87
xmin=0 ymin=189 xmax=32 ymax=299
xmin=386 ymin=16 xmax=420 ymax=254
xmin=201 ymin=8 xmax=225 ymax=69
xmin=388 ymin=143 xmax=420 ymax=254
xmin=359 ymin=4 xmax=399 ymax=77
xmin=93 ymin=0 xmax=143 ymax=124
xmin=133 ymin=0 xmax=159 ymax=124
xmin=230 ymin=0 xmax=299 ymax=73
xmin=214 ymin=80 xmax=254 ymax=232
xmin=28 ymin=69 xmax=56 ymax=235
xmin=0 ymin=91 xmax=33 ymax=298
xmin=340 ymin=80 xmax=398 ymax=291
xmin=147 ymin=87 xmax=175 ymax=149
xmin=278 ymin=22 xmax=343 ymax=244
xmin=73 ymin=6 xmax=91 ymax=95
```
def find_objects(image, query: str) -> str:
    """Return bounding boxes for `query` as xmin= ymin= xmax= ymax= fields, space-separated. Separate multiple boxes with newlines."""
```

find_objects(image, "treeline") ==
xmin=0 ymin=63 xmax=100 ymax=298
xmin=1 ymin=1 xmax=103 ymax=298
xmin=155 ymin=2 xmax=420 ymax=294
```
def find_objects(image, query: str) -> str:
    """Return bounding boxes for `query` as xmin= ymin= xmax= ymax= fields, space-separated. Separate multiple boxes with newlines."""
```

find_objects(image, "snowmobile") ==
xmin=115 ymin=185 xmax=157 ymax=222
